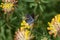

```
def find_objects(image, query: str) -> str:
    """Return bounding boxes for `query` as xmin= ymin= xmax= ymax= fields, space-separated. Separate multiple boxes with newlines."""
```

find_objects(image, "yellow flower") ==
xmin=47 ymin=14 xmax=60 ymax=37
xmin=20 ymin=27 xmax=25 ymax=31
xmin=21 ymin=20 xmax=28 ymax=25
xmin=0 ymin=3 xmax=14 ymax=13
xmin=25 ymin=30 xmax=31 ymax=40
xmin=19 ymin=19 xmax=34 ymax=40
xmin=1 ymin=3 xmax=14 ymax=9
xmin=21 ymin=20 xmax=30 ymax=29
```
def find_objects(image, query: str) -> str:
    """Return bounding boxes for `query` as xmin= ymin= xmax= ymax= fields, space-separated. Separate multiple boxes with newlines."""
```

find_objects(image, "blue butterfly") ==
xmin=25 ymin=14 xmax=34 ymax=25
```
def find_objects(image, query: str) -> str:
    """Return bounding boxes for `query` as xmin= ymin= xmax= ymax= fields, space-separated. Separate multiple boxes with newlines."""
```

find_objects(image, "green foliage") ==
xmin=0 ymin=0 xmax=60 ymax=40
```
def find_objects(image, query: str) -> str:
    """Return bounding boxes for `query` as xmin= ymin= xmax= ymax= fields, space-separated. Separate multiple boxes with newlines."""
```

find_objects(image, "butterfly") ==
xmin=25 ymin=14 xmax=34 ymax=25
xmin=14 ymin=14 xmax=35 ymax=40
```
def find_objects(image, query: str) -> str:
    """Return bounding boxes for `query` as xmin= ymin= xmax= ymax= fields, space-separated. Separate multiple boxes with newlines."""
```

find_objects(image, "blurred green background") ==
xmin=0 ymin=0 xmax=60 ymax=40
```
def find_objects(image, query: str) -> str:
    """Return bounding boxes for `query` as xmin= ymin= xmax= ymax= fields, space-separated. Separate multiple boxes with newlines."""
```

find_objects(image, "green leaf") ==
xmin=10 ymin=17 xmax=17 ymax=22
xmin=0 ymin=20 xmax=5 ymax=26
xmin=22 ymin=0 xmax=35 ymax=2
xmin=39 ymin=5 xmax=45 ymax=12
xmin=41 ymin=0 xmax=51 ymax=3
xmin=0 ymin=25 xmax=6 ymax=40
xmin=30 ymin=3 xmax=37 ymax=8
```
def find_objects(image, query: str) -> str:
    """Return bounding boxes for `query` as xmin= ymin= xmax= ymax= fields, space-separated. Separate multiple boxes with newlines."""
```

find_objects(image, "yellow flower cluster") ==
xmin=47 ymin=14 xmax=60 ymax=37
xmin=20 ymin=20 xmax=32 ymax=40
xmin=0 ymin=3 xmax=14 ymax=13
xmin=25 ymin=30 xmax=31 ymax=40
xmin=0 ymin=3 xmax=14 ymax=9
xmin=21 ymin=20 xmax=31 ymax=30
